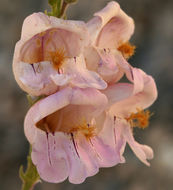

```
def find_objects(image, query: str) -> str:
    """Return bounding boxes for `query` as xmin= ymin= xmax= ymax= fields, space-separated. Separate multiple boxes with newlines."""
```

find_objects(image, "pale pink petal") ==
xmin=84 ymin=46 xmax=100 ymax=71
xmin=50 ymin=74 xmax=71 ymax=86
xmin=70 ymin=69 xmax=107 ymax=89
xmin=97 ymin=49 xmax=127 ymax=83
xmin=51 ymin=55 xmax=107 ymax=89
xmin=91 ymin=114 xmax=123 ymax=167
xmin=103 ymin=68 xmax=157 ymax=117
xmin=14 ymin=61 xmax=58 ymax=96
xmin=114 ymin=119 xmax=126 ymax=163
xmin=87 ymin=1 xmax=120 ymax=44
xmin=87 ymin=1 xmax=134 ymax=48
xmin=121 ymin=122 xmax=154 ymax=166
xmin=103 ymin=83 xmax=134 ymax=108
xmin=61 ymin=134 xmax=87 ymax=184
xmin=86 ymin=17 xmax=103 ymax=45
xmin=84 ymin=47 xmax=130 ymax=84
xmin=70 ymin=87 xmax=107 ymax=108
xmin=31 ymin=131 xmax=69 ymax=183
xmin=64 ymin=88 xmax=108 ymax=124
xmin=132 ymin=68 xmax=145 ymax=94
xmin=138 ymin=144 xmax=154 ymax=160
xmin=21 ymin=12 xmax=89 ymax=50
xmin=32 ymin=130 xmax=99 ymax=184
xmin=75 ymin=134 xmax=99 ymax=176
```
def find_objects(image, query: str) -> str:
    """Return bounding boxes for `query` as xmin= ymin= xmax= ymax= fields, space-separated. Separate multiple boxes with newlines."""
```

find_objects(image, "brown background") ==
xmin=0 ymin=0 xmax=173 ymax=189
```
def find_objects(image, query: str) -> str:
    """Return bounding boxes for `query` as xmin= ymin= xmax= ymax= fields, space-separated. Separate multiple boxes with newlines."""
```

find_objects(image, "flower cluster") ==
xmin=13 ymin=1 xmax=157 ymax=184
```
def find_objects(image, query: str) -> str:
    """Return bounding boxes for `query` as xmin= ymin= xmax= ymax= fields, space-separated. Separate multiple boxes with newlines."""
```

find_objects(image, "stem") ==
xmin=57 ymin=0 xmax=63 ymax=17
xmin=20 ymin=145 xmax=40 ymax=190
xmin=47 ymin=0 xmax=78 ymax=18
xmin=59 ymin=1 xmax=69 ymax=18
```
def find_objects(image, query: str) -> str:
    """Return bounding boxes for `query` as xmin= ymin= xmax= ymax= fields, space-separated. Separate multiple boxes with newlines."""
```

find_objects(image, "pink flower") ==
xmin=14 ymin=1 xmax=158 ymax=184
xmin=13 ymin=13 xmax=107 ymax=96
xmin=24 ymin=87 xmax=123 ymax=184
xmin=85 ymin=1 xmax=135 ymax=83
xmin=103 ymin=68 xmax=158 ymax=165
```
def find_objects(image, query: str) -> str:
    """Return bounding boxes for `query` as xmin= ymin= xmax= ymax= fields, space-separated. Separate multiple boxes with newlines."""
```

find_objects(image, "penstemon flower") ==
xmin=12 ymin=0 xmax=158 ymax=188
xmin=85 ymin=1 xmax=135 ymax=83
xmin=24 ymin=87 xmax=123 ymax=183
xmin=13 ymin=13 xmax=106 ymax=96
xmin=103 ymin=68 xmax=157 ymax=165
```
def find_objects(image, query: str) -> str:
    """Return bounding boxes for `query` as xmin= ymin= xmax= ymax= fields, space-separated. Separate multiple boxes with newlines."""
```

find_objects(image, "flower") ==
xmin=14 ymin=1 xmax=158 ymax=185
xmin=84 ymin=1 xmax=135 ymax=83
xmin=24 ymin=87 xmax=123 ymax=184
xmin=13 ymin=13 xmax=107 ymax=96
xmin=103 ymin=68 xmax=158 ymax=165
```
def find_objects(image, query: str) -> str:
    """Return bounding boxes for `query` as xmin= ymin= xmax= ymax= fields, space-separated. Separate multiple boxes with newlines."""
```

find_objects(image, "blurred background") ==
xmin=0 ymin=0 xmax=173 ymax=189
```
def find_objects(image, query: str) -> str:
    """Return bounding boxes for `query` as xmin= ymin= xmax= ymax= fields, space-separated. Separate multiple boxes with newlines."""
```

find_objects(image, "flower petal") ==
xmin=61 ymin=134 xmax=87 ymax=184
xmin=87 ymin=1 xmax=134 ymax=48
xmin=120 ymin=121 xmax=153 ymax=166
xmin=91 ymin=114 xmax=123 ymax=167
xmin=14 ymin=61 xmax=58 ymax=96
xmin=31 ymin=131 xmax=69 ymax=183
xmin=97 ymin=49 xmax=126 ymax=83
xmin=51 ymin=55 xmax=107 ymax=89
xmin=114 ymin=118 xmax=126 ymax=163
xmin=84 ymin=47 xmax=130 ymax=84
xmin=50 ymin=73 xmax=71 ymax=86
xmin=103 ymin=83 xmax=134 ymax=108
xmin=21 ymin=12 xmax=89 ymax=51
xmin=103 ymin=68 xmax=157 ymax=117
xmin=75 ymin=134 xmax=99 ymax=176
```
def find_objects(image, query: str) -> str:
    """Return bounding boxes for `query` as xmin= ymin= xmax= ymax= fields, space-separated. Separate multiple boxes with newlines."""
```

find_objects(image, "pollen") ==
xmin=69 ymin=121 xmax=96 ymax=140
xmin=126 ymin=108 xmax=153 ymax=129
xmin=118 ymin=42 xmax=136 ymax=59
xmin=47 ymin=48 xmax=67 ymax=70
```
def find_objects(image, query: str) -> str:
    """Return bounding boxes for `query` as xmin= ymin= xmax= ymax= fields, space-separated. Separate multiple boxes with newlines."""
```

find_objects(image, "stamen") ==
xmin=46 ymin=48 xmax=67 ymax=70
xmin=118 ymin=42 xmax=136 ymax=59
xmin=69 ymin=121 xmax=96 ymax=140
xmin=126 ymin=108 xmax=153 ymax=129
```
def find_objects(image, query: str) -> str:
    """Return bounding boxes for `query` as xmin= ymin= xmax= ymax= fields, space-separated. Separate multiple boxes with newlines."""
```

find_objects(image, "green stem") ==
xmin=20 ymin=145 xmax=40 ymax=190
xmin=47 ymin=0 xmax=78 ymax=18
xmin=57 ymin=0 xmax=63 ymax=17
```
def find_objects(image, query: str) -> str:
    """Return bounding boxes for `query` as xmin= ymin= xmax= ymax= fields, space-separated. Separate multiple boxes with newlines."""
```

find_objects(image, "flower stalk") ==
xmin=19 ymin=145 xmax=40 ymax=190
xmin=46 ymin=0 xmax=78 ymax=18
